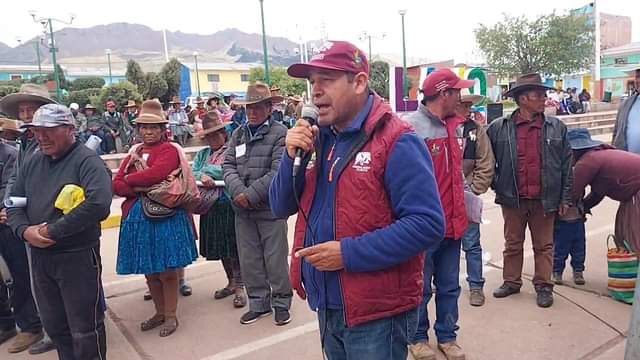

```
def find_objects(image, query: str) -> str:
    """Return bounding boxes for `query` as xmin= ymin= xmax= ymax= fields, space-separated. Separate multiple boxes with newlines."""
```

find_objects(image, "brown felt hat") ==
xmin=199 ymin=111 xmax=231 ymax=138
xmin=0 ymin=84 xmax=57 ymax=118
xmin=136 ymin=100 xmax=168 ymax=124
xmin=233 ymin=82 xmax=284 ymax=105
xmin=504 ymin=73 xmax=555 ymax=98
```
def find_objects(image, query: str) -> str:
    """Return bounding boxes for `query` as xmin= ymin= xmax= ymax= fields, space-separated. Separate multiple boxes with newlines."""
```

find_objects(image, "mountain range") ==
xmin=0 ymin=23 xmax=304 ymax=70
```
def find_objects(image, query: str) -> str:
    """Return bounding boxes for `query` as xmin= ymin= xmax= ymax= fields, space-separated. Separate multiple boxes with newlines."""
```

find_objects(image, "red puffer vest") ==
xmin=290 ymin=96 xmax=424 ymax=328
xmin=405 ymin=105 xmax=468 ymax=239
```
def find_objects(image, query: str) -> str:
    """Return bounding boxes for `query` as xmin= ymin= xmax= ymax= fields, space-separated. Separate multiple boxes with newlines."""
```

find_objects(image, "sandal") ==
xmin=233 ymin=291 xmax=247 ymax=308
xmin=140 ymin=314 xmax=165 ymax=331
xmin=159 ymin=317 xmax=179 ymax=337
xmin=214 ymin=287 xmax=234 ymax=300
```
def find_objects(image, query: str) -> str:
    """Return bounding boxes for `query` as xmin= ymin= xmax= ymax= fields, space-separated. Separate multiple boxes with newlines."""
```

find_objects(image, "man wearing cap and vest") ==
xmin=8 ymin=104 xmax=112 ymax=360
xmin=405 ymin=69 xmax=474 ymax=360
xmin=455 ymin=94 xmax=495 ymax=307
xmin=0 ymin=84 xmax=56 ymax=355
xmin=223 ymin=82 xmax=293 ymax=327
xmin=270 ymin=40 xmax=444 ymax=360
xmin=487 ymin=73 xmax=572 ymax=308
xmin=612 ymin=68 xmax=640 ymax=154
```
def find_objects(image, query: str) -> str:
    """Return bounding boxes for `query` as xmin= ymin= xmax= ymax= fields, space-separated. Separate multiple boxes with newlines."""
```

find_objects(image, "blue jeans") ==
xmin=412 ymin=238 xmax=461 ymax=344
xmin=319 ymin=307 xmax=418 ymax=360
xmin=553 ymin=221 xmax=586 ymax=274
xmin=461 ymin=223 xmax=485 ymax=289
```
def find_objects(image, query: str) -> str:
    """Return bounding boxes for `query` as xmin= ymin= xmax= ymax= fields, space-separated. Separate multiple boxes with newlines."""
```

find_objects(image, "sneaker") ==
xmin=493 ymin=284 xmax=520 ymax=298
xmin=573 ymin=271 xmax=586 ymax=285
xmin=274 ymin=307 xmax=291 ymax=326
xmin=28 ymin=336 xmax=56 ymax=355
xmin=469 ymin=288 xmax=485 ymax=307
xmin=143 ymin=291 xmax=152 ymax=301
xmin=438 ymin=341 xmax=466 ymax=360
xmin=0 ymin=328 xmax=17 ymax=346
xmin=240 ymin=310 xmax=272 ymax=325
xmin=536 ymin=287 xmax=554 ymax=308
xmin=552 ymin=272 xmax=563 ymax=285
xmin=7 ymin=331 xmax=43 ymax=354
xmin=408 ymin=342 xmax=436 ymax=360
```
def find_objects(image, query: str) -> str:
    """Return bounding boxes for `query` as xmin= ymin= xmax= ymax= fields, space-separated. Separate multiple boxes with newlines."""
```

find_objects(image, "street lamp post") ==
xmin=259 ymin=0 xmax=271 ymax=85
xmin=399 ymin=10 xmax=408 ymax=99
xmin=193 ymin=51 xmax=201 ymax=96
xmin=34 ymin=41 xmax=42 ymax=80
xmin=105 ymin=49 xmax=113 ymax=85
xmin=359 ymin=31 xmax=386 ymax=63
xmin=30 ymin=11 xmax=74 ymax=100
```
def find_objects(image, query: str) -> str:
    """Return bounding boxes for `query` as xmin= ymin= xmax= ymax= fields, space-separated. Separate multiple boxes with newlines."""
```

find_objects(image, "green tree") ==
xmin=249 ymin=67 xmax=306 ymax=96
xmin=0 ymin=86 xmax=20 ymax=100
xmin=475 ymin=13 xmax=593 ymax=77
xmin=96 ymin=81 xmax=143 ymax=113
xmin=47 ymin=64 xmax=70 ymax=90
xmin=71 ymin=77 xmax=105 ymax=91
xmin=143 ymin=72 xmax=168 ymax=100
xmin=369 ymin=61 xmax=389 ymax=99
xmin=66 ymin=88 xmax=102 ymax=109
xmin=126 ymin=59 xmax=146 ymax=92
xmin=159 ymin=58 xmax=182 ymax=104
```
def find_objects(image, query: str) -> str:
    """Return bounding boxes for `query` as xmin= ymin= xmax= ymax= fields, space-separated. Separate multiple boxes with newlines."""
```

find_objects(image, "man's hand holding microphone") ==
xmin=285 ymin=104 xmax=344 ymax=271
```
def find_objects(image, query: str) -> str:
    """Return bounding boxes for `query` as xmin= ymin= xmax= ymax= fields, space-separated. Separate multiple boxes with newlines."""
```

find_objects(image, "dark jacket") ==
xmin=8 ymin=142 xmax=113 ymax=253
xmin=487 ymin=111 xmax=573 ymax=212
xmin=3 ymin=133 xmax=39 ymax=203
xmin=0 ymin=143 xmax=17 ymax=206
xmin=223 ymin=117 xmax=287 ymax=220
xmin=612 ymin=91 xmax=639 ymax=151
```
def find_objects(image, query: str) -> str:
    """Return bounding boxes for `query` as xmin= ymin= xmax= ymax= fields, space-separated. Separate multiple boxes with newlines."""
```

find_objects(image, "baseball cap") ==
xmin=25 ymin=104 xmax=75 ymax=128
xmin=421 ymin=69 xmax=476 ymax=97
xmin=287 ymin=40 xmax=369 ymax=79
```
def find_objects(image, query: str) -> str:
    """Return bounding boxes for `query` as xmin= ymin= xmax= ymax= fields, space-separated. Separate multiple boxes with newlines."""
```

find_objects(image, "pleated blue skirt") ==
xmin=116 ymin=200 xmax=198 ymax=275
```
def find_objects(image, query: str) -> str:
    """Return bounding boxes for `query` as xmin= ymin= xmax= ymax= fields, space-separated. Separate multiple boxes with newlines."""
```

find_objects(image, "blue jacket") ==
xmin=269 ymin=95 xmax=445 ymax=311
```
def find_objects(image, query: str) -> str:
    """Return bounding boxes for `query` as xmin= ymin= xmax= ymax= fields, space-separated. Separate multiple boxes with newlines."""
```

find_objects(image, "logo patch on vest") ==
xmin=430 ymin=143 xmax=442 ymax=156
xmin=352 ymin=152 xmax=372 ymax=172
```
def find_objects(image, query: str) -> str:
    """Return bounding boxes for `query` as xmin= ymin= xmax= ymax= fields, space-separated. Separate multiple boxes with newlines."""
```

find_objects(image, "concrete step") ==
xmin=558 ymin=110 xmax=618 ymax=123
xmin=565 ymin=117 xmax=616 ymax=129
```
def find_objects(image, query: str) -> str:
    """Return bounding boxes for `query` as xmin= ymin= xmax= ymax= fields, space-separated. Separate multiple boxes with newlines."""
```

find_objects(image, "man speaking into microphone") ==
xmin=269 ymin=40 xmax=445 ymax=360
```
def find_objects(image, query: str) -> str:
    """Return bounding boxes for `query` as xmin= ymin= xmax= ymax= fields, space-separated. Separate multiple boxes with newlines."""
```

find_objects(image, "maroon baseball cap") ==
xmin=421 ymin=69 xmax=475 ymax=97
xmin=287 ymin=40 xmax=369 ymax=79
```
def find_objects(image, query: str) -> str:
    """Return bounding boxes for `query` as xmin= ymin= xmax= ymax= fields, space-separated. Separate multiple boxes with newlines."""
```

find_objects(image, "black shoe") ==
xmin=0 ymin=328 xmax=17 ymax=346
xmin=493 ymin=284 xmax=520 ymax=298
xmin=240 ymin=310 xmax=272 ymax=325
xmin=274 ymin=307 xmax=291 ymax=326
xmin=180 ymin=283 xmax=192 ymax=297
xmin=573 ymin=271 xmax=586 ymax=285
xmin=28 ymin=337 xmax=56 ymax=355
xmin=143 ymin=291 xmax=152 ymax=301
xmin=536 ymin=287 xmax=554 ymax=308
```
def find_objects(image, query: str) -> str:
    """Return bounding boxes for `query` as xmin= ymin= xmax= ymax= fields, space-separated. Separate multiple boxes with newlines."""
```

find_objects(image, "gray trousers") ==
xmin=235 ymin=216 xmax=292 ymax=312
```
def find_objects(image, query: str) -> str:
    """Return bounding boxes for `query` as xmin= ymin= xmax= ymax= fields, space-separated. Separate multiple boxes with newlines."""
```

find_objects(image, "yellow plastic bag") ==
xmin=54 ymin=184 xmax=85 ymax=215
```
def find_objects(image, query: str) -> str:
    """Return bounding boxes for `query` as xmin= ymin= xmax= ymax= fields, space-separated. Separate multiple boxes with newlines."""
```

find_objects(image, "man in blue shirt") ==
xmin=269 ymin=40 xmax=445 ymax=360
xmin=613 ymin=68 xmax=640 ymax=153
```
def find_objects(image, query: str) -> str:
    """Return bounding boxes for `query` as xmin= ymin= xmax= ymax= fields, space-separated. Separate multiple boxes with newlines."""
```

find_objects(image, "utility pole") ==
xmin=399 ymin=10 xmax=408 ymax=99
xmin=259 ymin=0 xmax=271 ymax=85
xmin=30 ymin=11 xmax=75 ymax=100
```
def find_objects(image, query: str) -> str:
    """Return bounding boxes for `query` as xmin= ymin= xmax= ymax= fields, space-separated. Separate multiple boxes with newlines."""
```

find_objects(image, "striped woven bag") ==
xmin=607 ymin=234 xmax=638 ymax=304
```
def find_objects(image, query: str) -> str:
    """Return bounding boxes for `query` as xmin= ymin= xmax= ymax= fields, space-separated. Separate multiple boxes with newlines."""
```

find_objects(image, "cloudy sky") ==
xmin=2 ymin=0 xmax=639 ymax=64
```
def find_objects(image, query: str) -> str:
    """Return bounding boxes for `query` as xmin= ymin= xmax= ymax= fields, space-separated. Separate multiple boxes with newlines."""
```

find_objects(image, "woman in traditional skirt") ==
xmin=113 ymin=100 xmax=197 ymax=337
xmin=192 ymin=111 xmax=247 ymax=307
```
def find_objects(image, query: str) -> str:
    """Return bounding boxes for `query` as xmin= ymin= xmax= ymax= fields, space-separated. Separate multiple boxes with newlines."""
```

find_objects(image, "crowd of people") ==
xmin=65 ymin=91 xmax=304 ymax=155
xmin=0 ymin=40 xmax=638 ymax=360
xmin=546 ymin=87 xmax=592 ymax=115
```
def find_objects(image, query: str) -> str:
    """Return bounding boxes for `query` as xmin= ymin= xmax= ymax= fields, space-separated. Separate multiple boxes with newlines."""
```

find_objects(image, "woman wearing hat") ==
xmin=113 ymin=100 xmax=198 ymax=337
xmin=167 ymin=96 xmax=191 ymax=146
xmin=568 ymin=128 xmax=640 ymax=253
xmin=192 ymin=111 xmax=246 ymax=307
xmin=123 ymin=100 xmax=139 ymax=126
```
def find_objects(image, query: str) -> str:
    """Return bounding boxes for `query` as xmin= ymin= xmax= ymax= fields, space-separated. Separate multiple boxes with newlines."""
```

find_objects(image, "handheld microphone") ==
xmin=293 ymin=104 xmax=319 ymax=176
